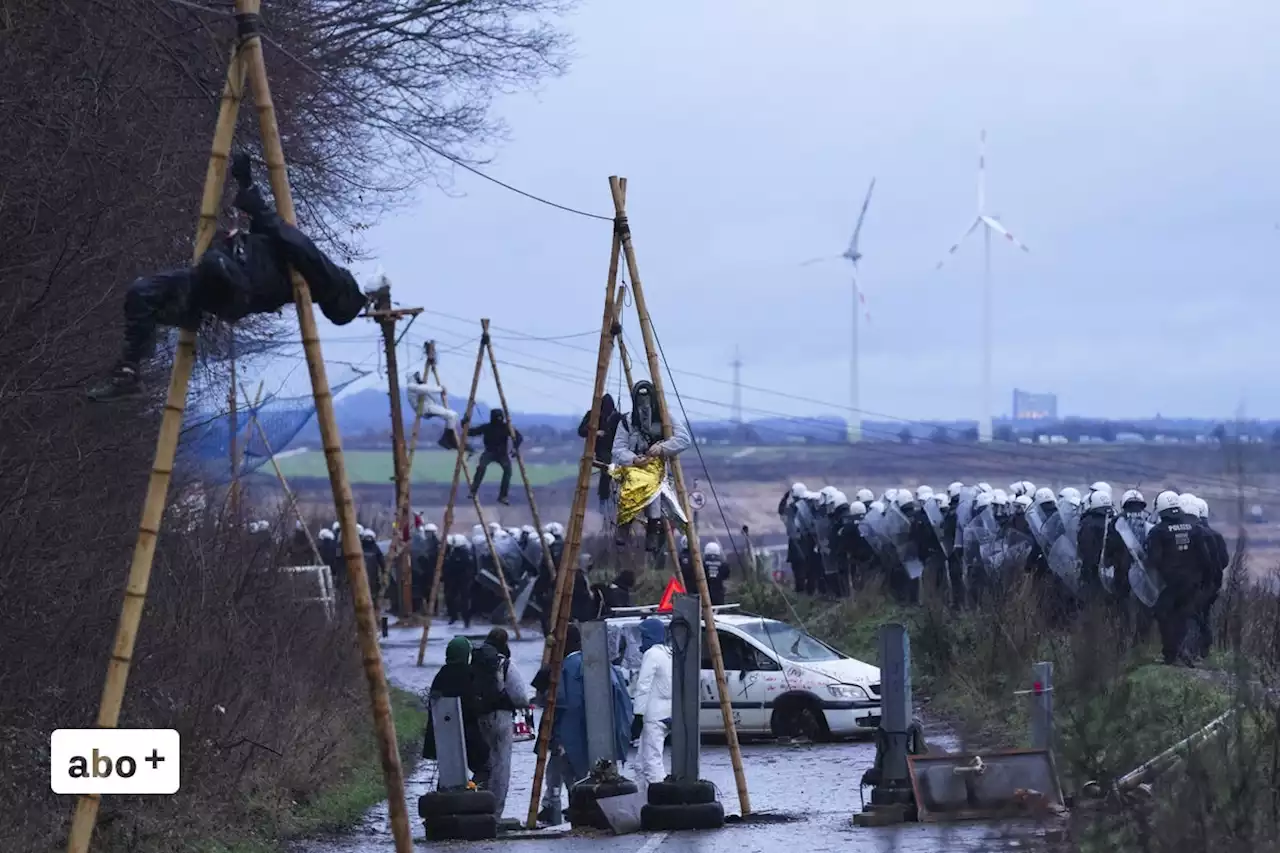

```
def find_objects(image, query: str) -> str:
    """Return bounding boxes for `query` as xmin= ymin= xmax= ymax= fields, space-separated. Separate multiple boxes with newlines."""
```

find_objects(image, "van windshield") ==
xmin=737 ymin=620 xmax=844 ymax=663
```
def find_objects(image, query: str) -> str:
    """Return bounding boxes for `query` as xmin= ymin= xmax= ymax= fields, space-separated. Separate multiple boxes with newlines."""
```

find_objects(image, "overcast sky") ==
xmin=270 ymin=0 xmax=1280 ymax=423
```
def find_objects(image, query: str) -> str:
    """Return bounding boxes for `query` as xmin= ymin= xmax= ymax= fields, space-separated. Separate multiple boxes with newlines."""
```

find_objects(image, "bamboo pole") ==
xmin=415 ymin=347 xmax=485 ymax=665
xmin=243 ymin=387 xmax=323 ymax=565
xmin=462 ymin=330 xmax=521 ymax=639
xmin=65 ymin=42 xmax=249 ymax=853
xmin=525 ymin=208 xmax=622 ymax=829
xmin=415 ymin=338 xmax=520 ymax=660
xmin=405 ymin=341 xmax=434 ymax=472
xmin=482 ymin=321 xmax=558 ymax=599
xmin=608 ymin=175 xmax=751 ymax=815
xmin=236 ymin=6 xmax=411 ymax=849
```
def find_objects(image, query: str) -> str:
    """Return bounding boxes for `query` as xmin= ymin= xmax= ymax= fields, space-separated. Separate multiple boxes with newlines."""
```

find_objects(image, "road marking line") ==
xmin=635 ymin=831 xmax=669 ymax=853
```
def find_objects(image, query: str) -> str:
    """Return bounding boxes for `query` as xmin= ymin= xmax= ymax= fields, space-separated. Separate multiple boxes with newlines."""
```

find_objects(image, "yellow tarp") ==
xmin=611 ymin=457 xmax=666 ymax=526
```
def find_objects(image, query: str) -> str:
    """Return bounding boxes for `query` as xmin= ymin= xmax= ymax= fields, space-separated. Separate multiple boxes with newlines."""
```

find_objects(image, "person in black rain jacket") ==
xmin=469 ymin=409 xmax=524 ymax=504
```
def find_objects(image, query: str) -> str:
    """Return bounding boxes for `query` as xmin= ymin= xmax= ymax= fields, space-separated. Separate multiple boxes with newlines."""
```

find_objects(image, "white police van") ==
xmin=605 ymin=605 xmax=881 ymax=741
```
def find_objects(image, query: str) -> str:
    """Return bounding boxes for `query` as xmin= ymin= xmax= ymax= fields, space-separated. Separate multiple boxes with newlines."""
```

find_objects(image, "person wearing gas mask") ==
xmin=611 ymin=380 xmax=691 ymax=567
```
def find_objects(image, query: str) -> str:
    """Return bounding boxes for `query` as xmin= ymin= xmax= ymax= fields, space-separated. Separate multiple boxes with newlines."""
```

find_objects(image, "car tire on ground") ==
xmin=770 ymin=694 xmax=832 ymax=742
xmin=418 ymin=789 xmax=497 ymax=818
xmin=641 ymin=801 xmax=726 ymax=831
xmin=646 ymin=779 xmax=717 ymax=806
xmin=568 ymin=780 xmax=639 ymax=830
xmin=424 ymin=813 xmax=499 ymax=841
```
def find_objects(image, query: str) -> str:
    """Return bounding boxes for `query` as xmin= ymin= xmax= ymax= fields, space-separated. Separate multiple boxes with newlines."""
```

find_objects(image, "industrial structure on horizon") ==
xmin=1012 ymin=388 xmax=1058 ymax=421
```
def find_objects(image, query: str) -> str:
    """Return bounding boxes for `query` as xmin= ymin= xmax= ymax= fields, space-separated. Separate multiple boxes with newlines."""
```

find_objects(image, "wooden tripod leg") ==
xmin=608 ymin=175 xmax=751 ymax=815
xmin=525 ymin=204 xmax=622 ymax=829
xmin=461 ymin=328 xmax=521 ymax=639
xmin=237 ymin=7 xmax=411 ymax=850
xmin=415 ymin=335 xmax=497 ymax=662
xmin=64 ymin=42 xmax=248 ymax=853
xmin=482 ymin=321 xmax=558 ymax=616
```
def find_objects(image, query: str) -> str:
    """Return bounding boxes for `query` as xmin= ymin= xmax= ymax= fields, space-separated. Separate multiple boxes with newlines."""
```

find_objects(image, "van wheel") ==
xmin=771 ymin=695 xmax=831 ymax=742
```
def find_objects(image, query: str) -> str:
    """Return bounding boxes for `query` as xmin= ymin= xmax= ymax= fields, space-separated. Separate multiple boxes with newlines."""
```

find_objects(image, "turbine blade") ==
xmin=980 ymin=215 xmax=1030 ymax=252
xmin=801 ymin=256 xmax=840 ymax=267
xmin=934 ymin=218 xmax=982 ymax=270
xmin=849 ymin=177 xmax=876 ymax=252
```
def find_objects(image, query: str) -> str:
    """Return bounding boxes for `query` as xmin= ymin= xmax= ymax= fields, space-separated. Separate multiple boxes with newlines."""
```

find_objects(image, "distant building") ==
xmin=1012 ymin=388 xmax=1058 ymax=421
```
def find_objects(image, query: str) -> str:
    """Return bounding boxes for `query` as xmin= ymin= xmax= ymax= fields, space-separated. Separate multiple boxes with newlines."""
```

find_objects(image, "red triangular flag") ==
xmin=657 ymin=576 xmax=686 ymax=612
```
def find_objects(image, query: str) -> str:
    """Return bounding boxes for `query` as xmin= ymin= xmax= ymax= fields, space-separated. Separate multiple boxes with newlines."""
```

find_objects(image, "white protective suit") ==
xmin=405 ymin=374 xmax=459 ymax=433
xmin=632 ymin=641 xmax=673 ymax=789
xmin=478 ymin=651 xmax=531 ymax=817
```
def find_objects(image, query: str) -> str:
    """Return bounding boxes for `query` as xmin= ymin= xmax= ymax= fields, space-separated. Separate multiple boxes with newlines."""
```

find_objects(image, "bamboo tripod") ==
xmin=415 ymin=331 xmax=522 ymax=662
xmin=65 ymin=5 xmax=412 ymax=851
xmin=525 ymin=178 xmax=752 ymax=826
xmin=241 ymin=382 xmax=324 ymax=566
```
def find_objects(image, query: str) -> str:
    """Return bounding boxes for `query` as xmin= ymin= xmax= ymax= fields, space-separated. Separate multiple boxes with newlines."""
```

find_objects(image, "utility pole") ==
xmin=368 ymin=289 xmax=423 ymax=619
xmin=228 ymin=332 xmax=240 ymax=517
xmin=731 ymin=346 xmax=743 ymax=427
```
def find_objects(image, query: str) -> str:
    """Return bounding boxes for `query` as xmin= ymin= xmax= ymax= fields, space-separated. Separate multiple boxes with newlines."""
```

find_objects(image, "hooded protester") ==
xmin=571 ymin=553 xmax=601 ymax=622
xmin=88 ymin=152 xmax=372 ymax=402
xmin=469 ymin=409 xmax=524 ymax=505
xmin=612 ymin=380 xmax=692 ymax=561
xmin=423 ymin=637 xmax=489 ymax=778
xmin=631 ymin=618 xmax=673 ymax=792
xmin=473 ymin=629 xmax=531 ymax=817
xmin=578 ymin=393 xmax=624 ymax=518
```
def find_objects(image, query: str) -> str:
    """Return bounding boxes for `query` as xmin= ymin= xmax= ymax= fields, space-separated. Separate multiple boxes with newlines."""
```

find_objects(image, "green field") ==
xmin=275 ymin=449 xmax=578 ymax=486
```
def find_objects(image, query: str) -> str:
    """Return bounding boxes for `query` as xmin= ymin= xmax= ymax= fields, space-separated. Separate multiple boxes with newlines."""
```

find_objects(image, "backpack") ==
xmin=470 ymin=644 xmax=515 ymax=715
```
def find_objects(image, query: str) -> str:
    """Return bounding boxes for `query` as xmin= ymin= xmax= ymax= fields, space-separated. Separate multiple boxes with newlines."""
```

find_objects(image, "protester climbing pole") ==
xmin=482 ymin=320 xmax=559 ymax=595
xmin=608 ymin=175 xmax=752 ymax=814
xmin=525 ymin=180 xmax=627 ymax=827
xmin=416 ymin=336 xmax=520 ymax=664
xmin=64 ymin=37 xmax=250 ymax=853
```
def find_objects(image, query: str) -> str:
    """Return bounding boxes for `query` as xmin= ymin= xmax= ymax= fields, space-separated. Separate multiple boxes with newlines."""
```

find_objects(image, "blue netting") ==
xmin=182 ymin=364 xmax=371 ymax=484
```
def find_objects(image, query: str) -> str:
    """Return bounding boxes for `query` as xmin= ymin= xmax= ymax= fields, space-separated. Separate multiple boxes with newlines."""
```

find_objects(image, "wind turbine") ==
xmin=802 ymin=177 xmax=875 ymax=443
xmin=935 ymin=130 xmax=1030 ymax=443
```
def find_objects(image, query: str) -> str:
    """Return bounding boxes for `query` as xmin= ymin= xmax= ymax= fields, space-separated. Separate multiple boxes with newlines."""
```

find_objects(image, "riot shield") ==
xmin=521 ymin=535 xmax=544 ymax=577
xmin=923 ymin=500 xmax=948 ymax=553
xmin=859 ymin=511 xmax=895 ymax=572
xmin=883 ymin=505 xmax=925 ymax=580
xmin=493 ymin=532 xmax=524 ymax=583
xmin=953 ymin=486 xmax=978 ymax=552
xmin=1117 ymin=514 xmax=1162 ymax=607
xmin=1056 ymin=500 xmax=1082 ymax=544
xmin=1025 ymin=505 xmax=1051 ymax=552
xmin=814 ymin=511 xmax=835 ymax=574
xmin=962 ymin=509 xmax=999 ymax=590
xmin=1040 ymin=510 xmax=1081 ymax=595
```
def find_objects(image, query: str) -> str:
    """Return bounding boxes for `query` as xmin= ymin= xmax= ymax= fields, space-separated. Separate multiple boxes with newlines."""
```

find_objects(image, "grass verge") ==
xmin=198 ymin=687 xmax=427 ymax=853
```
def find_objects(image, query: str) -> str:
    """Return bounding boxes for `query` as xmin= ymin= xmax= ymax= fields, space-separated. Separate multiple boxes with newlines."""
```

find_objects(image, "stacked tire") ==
xmin=419 ymin=789 xmax=498 ymax=841
xmin=641 ymin=779 xmax=724 ymax=831
xmin=566 ymin=779 xmax=638 ymax=830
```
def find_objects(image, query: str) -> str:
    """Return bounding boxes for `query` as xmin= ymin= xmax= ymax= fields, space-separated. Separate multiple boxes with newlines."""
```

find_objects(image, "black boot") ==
xmin=87 ymin=362 xmax=143 ymax=402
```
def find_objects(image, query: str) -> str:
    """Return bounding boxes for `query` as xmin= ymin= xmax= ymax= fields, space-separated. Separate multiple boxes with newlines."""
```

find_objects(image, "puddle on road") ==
xmin=290 ymin=626 xmax=1053 ymax=853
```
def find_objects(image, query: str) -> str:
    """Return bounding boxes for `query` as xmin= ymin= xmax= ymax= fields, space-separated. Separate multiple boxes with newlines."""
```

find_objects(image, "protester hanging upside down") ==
xmin=88 ymin=151 xmax=377 ymax=402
